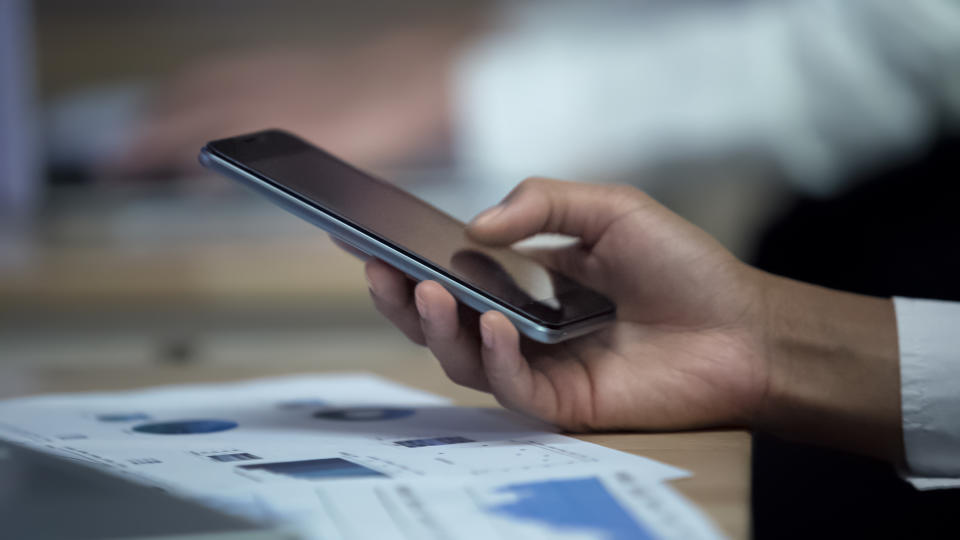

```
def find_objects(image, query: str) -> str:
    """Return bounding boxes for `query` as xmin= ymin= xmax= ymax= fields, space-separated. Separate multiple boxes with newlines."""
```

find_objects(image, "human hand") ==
xmin=363 ymin=177 xmax=903 ymax=463
xmin=365 ymin=178 xmax=771 ymax=432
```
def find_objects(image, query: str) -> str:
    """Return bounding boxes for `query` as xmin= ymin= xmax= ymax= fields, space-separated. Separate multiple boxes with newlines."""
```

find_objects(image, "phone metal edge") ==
xmin=200 ymin=148 xmax=613 ymax=344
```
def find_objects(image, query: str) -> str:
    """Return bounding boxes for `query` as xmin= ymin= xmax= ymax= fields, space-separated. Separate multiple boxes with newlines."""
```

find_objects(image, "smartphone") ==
xmin=199 ymin=130 xmax=615 ymax=343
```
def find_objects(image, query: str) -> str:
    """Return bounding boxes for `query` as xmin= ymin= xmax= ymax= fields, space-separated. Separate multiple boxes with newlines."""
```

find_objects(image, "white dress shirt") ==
xmin=895 ymin=297 xmax=960 ymax=489
xmin=451 ymin=0 xmax=960 ymax=198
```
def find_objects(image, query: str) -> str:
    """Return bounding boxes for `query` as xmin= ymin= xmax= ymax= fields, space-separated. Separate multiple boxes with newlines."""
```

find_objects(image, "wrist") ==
xmin=755 ymin=272 xmax=903 ymax=463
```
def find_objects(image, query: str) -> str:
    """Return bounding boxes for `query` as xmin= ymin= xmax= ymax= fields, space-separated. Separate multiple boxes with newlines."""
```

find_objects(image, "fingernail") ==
xmin=480 ymin=320 xmax=495 ymax=349
xmin=469 ymin=204 xmax=504 ymax=228
xmin=415 ymin=288 xmax=430 ymax=320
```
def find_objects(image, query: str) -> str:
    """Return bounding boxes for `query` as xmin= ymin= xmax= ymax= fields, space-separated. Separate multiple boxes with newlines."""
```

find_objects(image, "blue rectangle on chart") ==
xmin=487 ymin=477 xmax=654 ymax=540
xmin=239 ymin=457 xmax=385 ymax=480
xmin=394 ymin=436 xmax=474 ymax=448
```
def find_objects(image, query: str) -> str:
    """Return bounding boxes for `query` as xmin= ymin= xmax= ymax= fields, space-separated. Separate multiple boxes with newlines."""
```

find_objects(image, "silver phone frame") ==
xmin=199 ymin=147 xmax=615 ymax=344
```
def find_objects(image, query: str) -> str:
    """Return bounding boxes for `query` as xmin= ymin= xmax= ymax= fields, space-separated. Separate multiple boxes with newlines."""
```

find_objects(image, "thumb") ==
xmin=466 ymin=177 xmax=644 ymax=247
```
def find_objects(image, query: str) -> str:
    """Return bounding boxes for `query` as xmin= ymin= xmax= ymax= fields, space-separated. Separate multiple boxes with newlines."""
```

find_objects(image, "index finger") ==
xmin=466 ymin=178 xmax=646 ymax=248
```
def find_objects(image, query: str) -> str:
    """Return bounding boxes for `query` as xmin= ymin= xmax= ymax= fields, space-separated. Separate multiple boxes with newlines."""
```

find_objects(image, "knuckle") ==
xmin=552 ymin=406 xmax=595 ymax=432
xmin=404 ymin=331 xmax=427 ymax=347
xmin=515 ymin=176 xmax=553 ymax=195
xmin=519 ymin=175 xmax=546 ymax=187
xmin=370 ymin=291 xmax=406 ymax=316
xmin=369 ymin=292 xmax=393 ymax=315
xmin=607 ymin=183 xmax=645 ymax=203
xmin=606 ymin=184 xmax=651 ymax=215
xmin=440 ymin=363 xmax=472 ymax=387
xmin=492 ymin=392 xmax=518 ymax=412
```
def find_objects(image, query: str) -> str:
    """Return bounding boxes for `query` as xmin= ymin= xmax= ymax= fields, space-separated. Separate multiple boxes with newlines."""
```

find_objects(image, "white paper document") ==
xmin=0 ymin=373 xmax=722 ymax=539
xmin=190 ymin=469 xmax=722 ymax=540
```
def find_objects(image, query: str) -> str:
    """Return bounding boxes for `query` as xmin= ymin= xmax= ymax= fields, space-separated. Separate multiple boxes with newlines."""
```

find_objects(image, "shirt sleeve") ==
xmin=894 ymin=297 xmax=960 ymax=489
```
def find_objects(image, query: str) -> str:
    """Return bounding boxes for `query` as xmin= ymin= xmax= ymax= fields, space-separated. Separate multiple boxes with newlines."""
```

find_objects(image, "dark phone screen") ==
xmin=208 ymin=131 xmax=614 ymax=327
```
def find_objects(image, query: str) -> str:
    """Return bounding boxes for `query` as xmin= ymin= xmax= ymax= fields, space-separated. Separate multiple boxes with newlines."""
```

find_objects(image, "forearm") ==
xmin=756 ymin=272 xmax=903 ymax=463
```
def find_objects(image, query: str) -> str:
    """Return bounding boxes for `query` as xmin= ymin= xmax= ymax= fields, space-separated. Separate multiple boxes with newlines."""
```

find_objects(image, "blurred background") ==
xmin=2 ymin=1 xmax=960 ymax=537
xmin=2 ymin=0 xmax=959 ymax=404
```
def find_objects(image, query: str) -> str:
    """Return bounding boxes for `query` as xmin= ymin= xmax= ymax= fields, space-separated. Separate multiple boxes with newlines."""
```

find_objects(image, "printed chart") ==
xmin=0 ymin=374 xmax=719 ymax=539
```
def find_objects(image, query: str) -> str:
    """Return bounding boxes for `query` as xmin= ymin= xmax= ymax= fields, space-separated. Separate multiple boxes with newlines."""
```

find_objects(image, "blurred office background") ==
xmin=2 ymin=0 xmax=958 ymax=393
xmin=2 ymin=1 xmax=960 ymax=538
xmin=1 ymin=0 xmax=479 ymax=388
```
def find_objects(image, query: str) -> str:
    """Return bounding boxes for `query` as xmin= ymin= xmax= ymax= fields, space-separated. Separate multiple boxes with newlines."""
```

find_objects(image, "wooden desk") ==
xmin=0 ymin=193 xmax=750 ymax=537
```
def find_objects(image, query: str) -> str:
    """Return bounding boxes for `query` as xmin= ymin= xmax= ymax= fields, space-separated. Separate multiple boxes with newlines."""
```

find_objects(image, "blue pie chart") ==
xmin=132 ymin=419 xmax=238 ymax=435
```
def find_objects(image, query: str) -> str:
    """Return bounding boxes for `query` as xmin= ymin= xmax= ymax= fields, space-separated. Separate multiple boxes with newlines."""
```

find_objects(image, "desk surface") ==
xmin=0 ymin=193 xmax=750 ymax=537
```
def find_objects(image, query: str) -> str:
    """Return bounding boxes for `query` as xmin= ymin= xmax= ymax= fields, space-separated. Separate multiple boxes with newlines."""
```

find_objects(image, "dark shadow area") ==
xmin=751 ymin=135 xmax=960 ymax=538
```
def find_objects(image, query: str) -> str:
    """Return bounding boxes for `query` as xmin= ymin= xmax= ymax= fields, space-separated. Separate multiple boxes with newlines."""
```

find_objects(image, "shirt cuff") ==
xmin=894 ymin=296 xmax=960 ymax=486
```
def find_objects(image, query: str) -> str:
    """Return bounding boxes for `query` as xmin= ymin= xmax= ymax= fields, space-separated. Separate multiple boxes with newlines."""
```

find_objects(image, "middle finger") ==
xmin=414 ymin=281 xmax=491 ymax=392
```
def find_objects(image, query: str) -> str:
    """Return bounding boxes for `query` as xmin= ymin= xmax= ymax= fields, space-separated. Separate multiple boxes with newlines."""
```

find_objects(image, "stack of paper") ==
xmin=0 ymin=374 xmax=723 ymax=539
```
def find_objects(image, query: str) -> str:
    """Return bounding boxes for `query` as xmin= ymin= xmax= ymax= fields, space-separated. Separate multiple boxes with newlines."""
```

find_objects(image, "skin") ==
xmin=362 ymin=178 xmax=904 ymax=464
